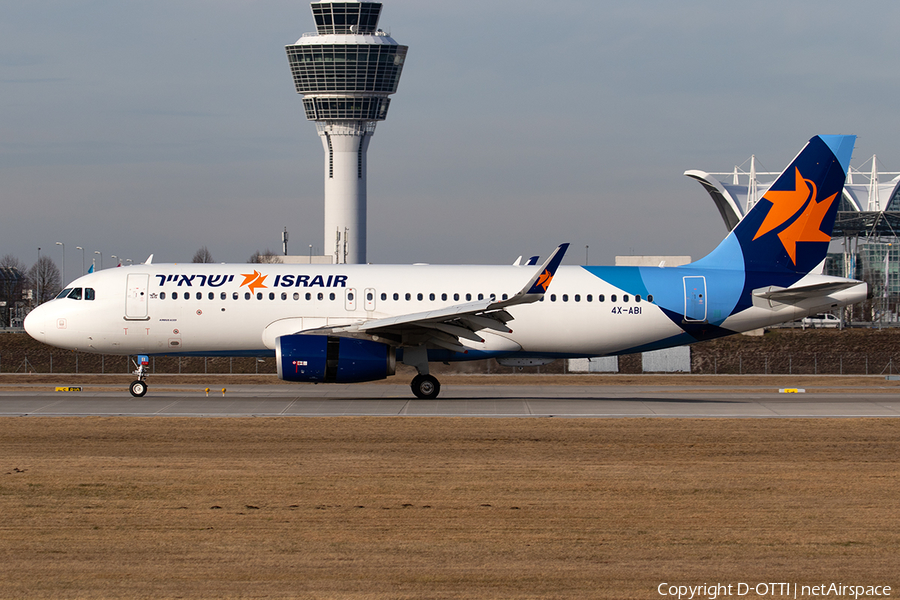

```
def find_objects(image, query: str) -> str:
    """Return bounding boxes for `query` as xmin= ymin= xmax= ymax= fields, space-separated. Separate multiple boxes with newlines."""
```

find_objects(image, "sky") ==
xmin=3 ymin=0 xmax=900 ymax=280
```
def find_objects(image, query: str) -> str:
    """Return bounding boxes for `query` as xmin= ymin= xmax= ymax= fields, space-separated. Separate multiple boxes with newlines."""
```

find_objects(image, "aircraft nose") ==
xmin=24 ymin=306 xmax=46 ymax=340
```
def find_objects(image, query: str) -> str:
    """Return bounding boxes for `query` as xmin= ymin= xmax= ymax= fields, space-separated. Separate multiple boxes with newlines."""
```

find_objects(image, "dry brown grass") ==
xmin=0 ymin=418 xmax=898 ymax=599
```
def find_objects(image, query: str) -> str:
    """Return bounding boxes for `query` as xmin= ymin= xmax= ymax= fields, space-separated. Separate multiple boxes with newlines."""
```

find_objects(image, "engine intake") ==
xmin=276 ymin=335 xmax=396 ymax=383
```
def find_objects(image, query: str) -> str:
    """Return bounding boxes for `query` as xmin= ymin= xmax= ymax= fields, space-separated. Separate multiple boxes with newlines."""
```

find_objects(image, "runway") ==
xmin=1 ymin=383 xmax=899 ymax=417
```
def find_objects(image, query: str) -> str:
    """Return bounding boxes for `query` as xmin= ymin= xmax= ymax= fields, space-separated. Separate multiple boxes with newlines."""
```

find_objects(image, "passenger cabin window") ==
xmin=160 ymin=292 xmax=167 ymax=300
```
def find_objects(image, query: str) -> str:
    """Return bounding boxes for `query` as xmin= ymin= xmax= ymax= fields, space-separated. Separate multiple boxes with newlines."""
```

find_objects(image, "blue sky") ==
xmin=3 ymin=0 xmax=899 ymax=278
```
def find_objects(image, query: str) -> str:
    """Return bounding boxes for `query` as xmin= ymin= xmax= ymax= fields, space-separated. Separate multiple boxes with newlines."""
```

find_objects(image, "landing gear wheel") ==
xmin=411 ymin=374 xmax=440 ymax=399
xmin=129 ymin=380 xmax=148 ymax=398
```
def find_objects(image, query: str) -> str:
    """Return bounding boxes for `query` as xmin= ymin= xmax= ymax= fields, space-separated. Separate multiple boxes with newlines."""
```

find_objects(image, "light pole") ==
xmin=94 ymin=251 xmax=102 ymax=270
xmin=55 ymin=242 xmax=65 ymax=285
xmin=111 ymin=255 xmax=118 ymax=267
xmin=37 ymin=247 xmax=41 ymax=304
xmin=76 ymin=246 xmax=85 ymax=276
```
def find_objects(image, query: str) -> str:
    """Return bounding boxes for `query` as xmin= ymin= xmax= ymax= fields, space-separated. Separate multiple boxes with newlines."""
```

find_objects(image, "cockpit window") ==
xmin=85 ymin=288 xmax=95 ymax=301
xmin=56 ymin=288 xmax=73 ymax=299
xmin=68 ymin=288 xmax=83 ymax=300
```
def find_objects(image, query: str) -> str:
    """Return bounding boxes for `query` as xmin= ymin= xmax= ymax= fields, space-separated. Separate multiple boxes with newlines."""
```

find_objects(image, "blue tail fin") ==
xmin=695 ymin=135 xmax=855 ymax=276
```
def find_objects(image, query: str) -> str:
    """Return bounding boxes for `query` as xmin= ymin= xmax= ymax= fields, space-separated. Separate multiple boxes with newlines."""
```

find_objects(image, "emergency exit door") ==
xmin=683 ymin=276 xmax=707 ymax=323
xmin=125 ymin=273 xmax=150 ymax=320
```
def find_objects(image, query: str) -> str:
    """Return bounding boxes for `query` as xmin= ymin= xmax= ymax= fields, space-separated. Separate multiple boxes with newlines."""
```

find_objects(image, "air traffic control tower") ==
xmin=286 ymin=1 xmax=408 ymax=264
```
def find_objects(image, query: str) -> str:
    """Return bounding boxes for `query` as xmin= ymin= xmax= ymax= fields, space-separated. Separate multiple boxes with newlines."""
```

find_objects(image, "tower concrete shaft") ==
xmin=286 ymin=1 xmax=407 ymax=264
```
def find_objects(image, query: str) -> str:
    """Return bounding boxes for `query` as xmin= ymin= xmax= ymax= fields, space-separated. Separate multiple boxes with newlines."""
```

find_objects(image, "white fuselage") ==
xmin=24 ymin=262 xmax=867 ymax=359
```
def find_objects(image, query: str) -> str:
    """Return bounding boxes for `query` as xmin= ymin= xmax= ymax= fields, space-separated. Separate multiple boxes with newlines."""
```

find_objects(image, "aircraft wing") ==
xmin=299 ymin=244 xmax=569 ymax=352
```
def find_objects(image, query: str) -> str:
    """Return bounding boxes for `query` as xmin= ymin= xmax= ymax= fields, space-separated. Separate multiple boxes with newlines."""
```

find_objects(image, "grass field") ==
xmin=0 ymin=417 xmax=897 ymax=599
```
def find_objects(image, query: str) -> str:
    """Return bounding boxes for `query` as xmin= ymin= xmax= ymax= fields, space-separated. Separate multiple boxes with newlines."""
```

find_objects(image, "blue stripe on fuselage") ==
xmin=583 ymin=250 xmax=746 ymax=328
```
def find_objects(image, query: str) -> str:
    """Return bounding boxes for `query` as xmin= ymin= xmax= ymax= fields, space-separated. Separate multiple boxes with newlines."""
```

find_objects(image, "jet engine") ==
xmin=276 ymin=335 xmax=396 ymax=383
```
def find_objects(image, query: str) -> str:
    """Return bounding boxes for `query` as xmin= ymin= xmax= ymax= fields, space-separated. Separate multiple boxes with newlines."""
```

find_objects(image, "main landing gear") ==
xmin=129 ymin=355 xmax=150 ymax=398
xmin=410 ymin=374 xmax=440 ymax=399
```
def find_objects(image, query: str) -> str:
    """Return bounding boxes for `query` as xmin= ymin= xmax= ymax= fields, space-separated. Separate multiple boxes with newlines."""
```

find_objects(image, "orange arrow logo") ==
xmin=240 ymin=270 xmax=268 ymax=294
xmin=753 ymin=168 xmax=838 ymax=265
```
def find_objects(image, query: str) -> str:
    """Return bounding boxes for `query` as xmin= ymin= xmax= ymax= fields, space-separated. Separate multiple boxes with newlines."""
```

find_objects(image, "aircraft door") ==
xmin=683 ymin=276 xmax=707 ymax=323
xmin=364 ymin=288 xmax=376 ymax=311
xmin=125 ymin=274 xmax=150 ymax=320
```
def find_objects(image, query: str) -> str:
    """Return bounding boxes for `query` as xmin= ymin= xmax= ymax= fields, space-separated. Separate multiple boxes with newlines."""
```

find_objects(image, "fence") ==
xmin=692 ymin=353 xmax=900 ymax=376
xmin=0 ymin=352 xmax=276 ymax=375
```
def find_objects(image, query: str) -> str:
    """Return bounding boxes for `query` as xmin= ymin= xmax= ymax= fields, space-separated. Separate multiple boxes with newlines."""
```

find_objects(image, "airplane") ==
xmin=25 ymin=135 xmax=867 ymax=399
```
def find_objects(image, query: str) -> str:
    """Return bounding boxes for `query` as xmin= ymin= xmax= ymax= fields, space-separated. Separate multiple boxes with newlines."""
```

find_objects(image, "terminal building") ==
xmin=285 ymin=1 xmax=408 ymax=264
xmin=687 ymin=155 xmax=900 ymax=321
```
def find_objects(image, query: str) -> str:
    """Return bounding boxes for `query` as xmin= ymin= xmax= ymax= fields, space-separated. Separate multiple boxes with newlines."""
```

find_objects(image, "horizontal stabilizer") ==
xmin=753 ymin=280 xmax=862 ymax=304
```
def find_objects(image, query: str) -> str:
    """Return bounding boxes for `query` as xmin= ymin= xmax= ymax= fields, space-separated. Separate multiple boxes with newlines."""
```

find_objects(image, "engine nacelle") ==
xmin=276 ymin=335 xmax=396 ymax=383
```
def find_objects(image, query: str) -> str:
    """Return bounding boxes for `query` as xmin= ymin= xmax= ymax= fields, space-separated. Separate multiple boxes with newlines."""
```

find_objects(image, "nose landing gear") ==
xmin=129 ymin=355 xmax=150 ymax=398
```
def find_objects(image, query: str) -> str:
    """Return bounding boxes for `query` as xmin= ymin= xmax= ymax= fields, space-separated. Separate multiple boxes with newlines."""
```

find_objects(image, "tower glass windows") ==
xmin=286 ymin=44 xmax=407 ymax=94
xmin=312 ymin=2 xmax=382 ymax=35
xmin=302 ymin=97 xmax=390 ymax=121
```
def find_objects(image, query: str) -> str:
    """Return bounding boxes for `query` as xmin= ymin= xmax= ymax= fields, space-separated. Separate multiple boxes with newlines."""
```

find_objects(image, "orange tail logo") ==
xmin=753 ymin=167 xmax=837 ymax=265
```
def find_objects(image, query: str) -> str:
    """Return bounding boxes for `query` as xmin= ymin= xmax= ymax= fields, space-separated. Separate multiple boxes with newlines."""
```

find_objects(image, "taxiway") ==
xmin=1 ymin=383 xmax=899 ymax=417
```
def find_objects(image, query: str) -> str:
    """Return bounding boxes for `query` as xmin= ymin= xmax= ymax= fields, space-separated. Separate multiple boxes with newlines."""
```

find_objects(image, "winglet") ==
xmin=524 ymin=243 xmax=569 ymax=296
